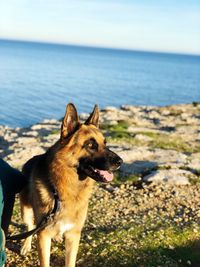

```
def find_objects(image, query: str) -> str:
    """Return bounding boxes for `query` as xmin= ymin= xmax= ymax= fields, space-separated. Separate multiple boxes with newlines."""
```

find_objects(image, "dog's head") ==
xmin=59 ymin=103 xmax=123 ymax=183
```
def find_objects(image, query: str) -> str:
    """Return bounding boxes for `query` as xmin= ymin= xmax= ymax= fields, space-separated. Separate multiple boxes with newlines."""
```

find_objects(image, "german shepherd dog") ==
xmin=20 ymin=103 xmax=123 ymax=267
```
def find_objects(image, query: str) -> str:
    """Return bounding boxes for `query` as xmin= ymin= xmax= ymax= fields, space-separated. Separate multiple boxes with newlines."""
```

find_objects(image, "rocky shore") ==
xmin=1 ymin=102 xmax=200 ymax=266
xmin=1 ymin=102 xmax=200 ymax=184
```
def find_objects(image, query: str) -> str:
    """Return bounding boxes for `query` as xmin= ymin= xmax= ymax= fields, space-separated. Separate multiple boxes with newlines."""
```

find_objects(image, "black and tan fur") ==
xmin=20 ymin=103 xmax=122 ymax=267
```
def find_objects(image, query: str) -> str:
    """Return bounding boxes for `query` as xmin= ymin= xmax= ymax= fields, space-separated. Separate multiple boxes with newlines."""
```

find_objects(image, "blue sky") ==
xmin=0 ymin=0 xmax=200 ymax=54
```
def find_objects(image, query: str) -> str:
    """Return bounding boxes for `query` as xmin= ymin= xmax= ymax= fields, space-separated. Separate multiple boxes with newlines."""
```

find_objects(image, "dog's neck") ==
xmin=46 ymin=144 xmax=94 ymax=204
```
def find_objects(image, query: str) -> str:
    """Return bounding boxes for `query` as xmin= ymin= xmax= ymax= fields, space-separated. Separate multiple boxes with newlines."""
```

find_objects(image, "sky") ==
xmin=0 ymin=0 xmax=200 ymax=55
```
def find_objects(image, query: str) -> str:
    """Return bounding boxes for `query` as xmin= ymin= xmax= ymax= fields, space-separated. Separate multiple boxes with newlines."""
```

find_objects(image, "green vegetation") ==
xmin=143 ymin=132 xmax=200 ymax=153
xmin=49 ymin=212 xmax=200 ymax=267
xmin=114 ymin=172 xmax=140 ymax=184
xmin=103 ymin=122 xmax=200 ymax=153
xmin=77 ymin=220 xmax=200 ymax=267
xmin=137 ymin=131 xmax=196 ymax=152
xmin=50 ymin=129 xmax=60 ymax=135
xmin=101 ymin=120 xmax=130 ymax=131
xmin=101 ymin=120 xmax=133 ymax=142
xmin=179 ymin=167 xmax=200 ymax=184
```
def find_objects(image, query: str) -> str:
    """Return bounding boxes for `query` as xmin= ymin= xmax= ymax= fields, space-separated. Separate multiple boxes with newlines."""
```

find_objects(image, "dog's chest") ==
xmin=48 ymin=220 xmax=74 ymax=242
xmin=57 ymin=221 xmax=74 ymax=233
xmin=45 ymin=185 xmax=91 ymax=241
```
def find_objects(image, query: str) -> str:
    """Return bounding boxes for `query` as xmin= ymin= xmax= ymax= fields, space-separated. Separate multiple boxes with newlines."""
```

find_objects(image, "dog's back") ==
xmin=20 ymin=154 xmax=48 ymax=207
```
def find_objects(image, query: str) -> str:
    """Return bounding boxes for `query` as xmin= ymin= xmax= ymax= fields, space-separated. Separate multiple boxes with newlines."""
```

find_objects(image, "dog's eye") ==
xmin=87 ymin=142 xmax=98 ymax=150
xmin=83 ymin=138 xmax=98 ymax=152
xmin=88 ymin=143 xmax=93 ymax=148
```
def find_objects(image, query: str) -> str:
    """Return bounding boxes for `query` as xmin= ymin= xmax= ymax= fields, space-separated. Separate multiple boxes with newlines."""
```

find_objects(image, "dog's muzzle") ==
xmin=78 ymin=150 xmax=123 ymax=183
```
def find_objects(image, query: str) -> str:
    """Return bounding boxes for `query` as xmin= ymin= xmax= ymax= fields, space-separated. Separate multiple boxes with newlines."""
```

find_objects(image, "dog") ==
xmin=20 ymin=103 xmax=123 ymax=267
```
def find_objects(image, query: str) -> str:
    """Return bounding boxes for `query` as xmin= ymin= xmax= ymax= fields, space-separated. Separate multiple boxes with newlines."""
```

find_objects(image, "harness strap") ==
xmin=6 ymin=190 xmax=60 ymax=241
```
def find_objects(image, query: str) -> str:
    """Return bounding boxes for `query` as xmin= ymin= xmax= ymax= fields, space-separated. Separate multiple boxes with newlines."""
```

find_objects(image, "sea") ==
xmin=0 ymin=39 xmax=199 ymax=128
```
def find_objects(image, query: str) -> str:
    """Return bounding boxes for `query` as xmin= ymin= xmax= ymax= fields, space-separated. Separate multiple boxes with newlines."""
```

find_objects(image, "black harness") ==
xmin=6 ymin=189 xmax=60 ymax=241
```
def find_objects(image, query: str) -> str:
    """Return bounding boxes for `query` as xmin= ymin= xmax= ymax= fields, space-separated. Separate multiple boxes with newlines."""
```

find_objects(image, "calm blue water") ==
xmin=0 ymin=39 xmax=199 ymax=127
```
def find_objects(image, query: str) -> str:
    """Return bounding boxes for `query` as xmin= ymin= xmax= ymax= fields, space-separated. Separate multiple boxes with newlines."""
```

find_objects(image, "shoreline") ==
xmin=1 ymin=102 xmax=200 ymax=129
xmin=0 ymin=102 xmax=200 ymax=185
xmin=1 ymin=101 xmax=199 ymax=129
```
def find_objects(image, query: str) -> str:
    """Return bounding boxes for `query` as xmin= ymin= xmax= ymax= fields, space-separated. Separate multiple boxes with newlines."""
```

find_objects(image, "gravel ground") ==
xmin=5 ymin=181 xmax=200 ymax=267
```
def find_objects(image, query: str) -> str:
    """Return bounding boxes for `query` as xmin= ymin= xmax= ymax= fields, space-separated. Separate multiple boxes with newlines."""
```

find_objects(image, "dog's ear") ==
xmin=61 ymin=103 xmax=80 ymax=140
xmin=85 ymin=104 xmax=99 ymax=128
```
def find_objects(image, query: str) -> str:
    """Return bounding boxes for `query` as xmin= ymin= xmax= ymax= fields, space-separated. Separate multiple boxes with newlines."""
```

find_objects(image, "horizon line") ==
xmin=0 ymin=37 xmax=200 ymax=57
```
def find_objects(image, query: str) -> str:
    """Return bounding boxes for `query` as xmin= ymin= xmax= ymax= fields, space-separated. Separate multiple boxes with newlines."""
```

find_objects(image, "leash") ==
xmin=6 ymin=189 xmax=60 ymax=241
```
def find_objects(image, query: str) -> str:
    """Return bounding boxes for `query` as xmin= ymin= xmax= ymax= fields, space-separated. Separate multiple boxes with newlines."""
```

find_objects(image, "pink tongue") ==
xmin=98 ymin=170 xmax=114 ymax=182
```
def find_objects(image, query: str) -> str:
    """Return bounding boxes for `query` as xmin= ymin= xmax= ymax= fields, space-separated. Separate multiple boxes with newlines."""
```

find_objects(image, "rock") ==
xmin=127 ymin=126 xmax=160 ymax=134
xmin=5 ymin=146 xmax=45 ymax=168
xmin=103 ymin=106 xmax=118 ymax=112
xmin=134 ymin=134 xmax=153 ymax=142
xmin=16 ymin=136 xmax=38 ymax=145
xmin=31 ymin=124 xmax=44 ymax=130
xmin=120 ymin=161 xmax=157 ymax=176
xmin=22 ymin=130 xmax=39 ymax=137
xmin=43 ymin=119 xmax=60 ymax=124
xmin=150 ymin=149 xmax=188 ymax=168
xmin=187 ymin=153 xmax=200 ymax=171
xmin=79 ymin=113 xmax=90 ymax=120
xmin=143 ymin=169 xmax=192 ymax=185
xmin=117 ymin=148 xmax=152 ymax=163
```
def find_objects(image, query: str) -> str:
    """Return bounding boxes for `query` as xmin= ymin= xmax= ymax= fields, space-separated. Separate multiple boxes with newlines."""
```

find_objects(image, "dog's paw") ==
xmin=20 ymin=242 xmax=32 ymax=255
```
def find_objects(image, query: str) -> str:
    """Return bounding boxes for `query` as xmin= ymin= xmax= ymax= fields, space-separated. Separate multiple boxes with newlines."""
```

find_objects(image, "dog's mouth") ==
xmin=79 ymin=165 xmax=114 ymax=183
xmin=78 ymin=152 xmax=123 ymax=183
xmin=90 ymin=166 xmax=114 ymax=182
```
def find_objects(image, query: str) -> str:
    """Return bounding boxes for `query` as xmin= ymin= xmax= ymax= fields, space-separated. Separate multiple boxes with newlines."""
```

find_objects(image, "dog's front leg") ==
xmin=37 ymin=230 xmax=51 ymax=267
xmin=65 ymin=230 xmax=81 ymax=267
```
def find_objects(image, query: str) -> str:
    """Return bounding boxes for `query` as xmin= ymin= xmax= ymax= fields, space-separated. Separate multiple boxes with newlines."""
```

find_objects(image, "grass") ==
xmin=104 ymin=123 xmax=200 ymax=153
xmin=101 ymin=120 xmax=133 ymax=142
xmin=132 ymin=131 xmax=200 ymax=153
xmin=77 ymin=220 xmax=200 ymax=267
xmin=148 ymin=134 xmax=198 ymax=153
xmin=101 ymin=120 xmax=130 ymax=131
xmin=114 ymin=172 xmax=140 ymax=184
xmin=50 ymin=129 xmax=60 ymax=135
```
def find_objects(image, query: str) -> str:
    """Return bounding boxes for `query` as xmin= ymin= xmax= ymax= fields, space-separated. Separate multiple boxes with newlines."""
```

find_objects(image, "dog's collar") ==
xmin=50 ymin=187 xmax=61 ymax=215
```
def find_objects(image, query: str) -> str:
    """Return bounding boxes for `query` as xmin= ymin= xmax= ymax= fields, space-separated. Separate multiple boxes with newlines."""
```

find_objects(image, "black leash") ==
xmin=6 ymin=189 xmax=60 ymax=241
